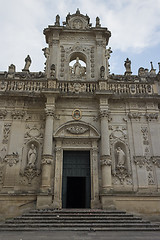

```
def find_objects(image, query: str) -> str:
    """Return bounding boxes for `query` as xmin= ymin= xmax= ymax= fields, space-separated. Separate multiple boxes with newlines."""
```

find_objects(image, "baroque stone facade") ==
xmin=0 ymin=9 xmax=160 ymax=219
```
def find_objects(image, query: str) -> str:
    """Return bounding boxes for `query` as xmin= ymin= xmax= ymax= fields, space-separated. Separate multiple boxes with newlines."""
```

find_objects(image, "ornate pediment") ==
xmin=64 ymin=9 xmax=91 ymax=30
xmin=54 ymin=121 xmax=100 ymax=139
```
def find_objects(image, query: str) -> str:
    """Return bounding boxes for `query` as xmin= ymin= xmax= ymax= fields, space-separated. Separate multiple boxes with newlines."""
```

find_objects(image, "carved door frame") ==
xmin=52 ymin=121 xmax=101 ymax=209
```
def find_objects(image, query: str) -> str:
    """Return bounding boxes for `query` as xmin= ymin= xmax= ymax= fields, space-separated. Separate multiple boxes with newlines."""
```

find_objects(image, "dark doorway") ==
xmin=62 ymin=151 xmax=91 ymax=208
xmin=67 ymin=177 xmax=86 ymax=208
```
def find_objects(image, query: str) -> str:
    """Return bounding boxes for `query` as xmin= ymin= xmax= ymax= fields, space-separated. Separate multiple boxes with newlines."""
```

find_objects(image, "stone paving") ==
xmin=0 ymin=231 xmax=160 ymax=240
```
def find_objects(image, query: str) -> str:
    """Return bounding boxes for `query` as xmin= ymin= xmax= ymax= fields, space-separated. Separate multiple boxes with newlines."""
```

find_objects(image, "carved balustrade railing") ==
xmin=0 ymin=78 xmax=155 ymax=95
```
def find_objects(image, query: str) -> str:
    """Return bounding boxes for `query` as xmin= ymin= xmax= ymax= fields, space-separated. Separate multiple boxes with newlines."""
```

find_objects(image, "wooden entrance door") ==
xmin=62 ymin=151 xmax=91 ymax=208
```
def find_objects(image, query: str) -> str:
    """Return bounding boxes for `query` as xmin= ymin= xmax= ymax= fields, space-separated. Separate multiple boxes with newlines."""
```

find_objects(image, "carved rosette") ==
xmin=145 ymin=113 xmax=158 ymax=121
xmin=3 ymin=153 xmax=19 ymax=167
xmin=66 ymin=125 xmax=88 ymax=134
xmin=20 ymin=166 xmax=41 ymax=184
xmin=133 ymin=156 xmax=146 ymax=168
xmin=0 ymin=110 xmax=7 ymax=119
xmin=151 ymin=156 xmax=160 ymax=168
xmin=41 ymin=155 xmax=53 ymax=165
xmin=11 ymin=110 xmax=25 ymax=120
xmin=100 ymin=155 xmax=112 ymax=166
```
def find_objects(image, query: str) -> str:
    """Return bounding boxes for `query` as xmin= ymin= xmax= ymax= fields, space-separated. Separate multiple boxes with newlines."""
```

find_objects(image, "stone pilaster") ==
xmin=40 ymin=96 xmax=55 ymax=193
xmin=99 ymin=98 xmax=112 ymax=192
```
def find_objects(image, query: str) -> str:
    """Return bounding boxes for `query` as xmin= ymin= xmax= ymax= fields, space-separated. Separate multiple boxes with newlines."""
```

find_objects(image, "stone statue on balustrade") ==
xmin=7 ymin=64 xmax=16 ymax=78
xmin=124 ymin=58 xmax=132 ymax=75
xmin=22 ymin=55 xmax=32 ymax=72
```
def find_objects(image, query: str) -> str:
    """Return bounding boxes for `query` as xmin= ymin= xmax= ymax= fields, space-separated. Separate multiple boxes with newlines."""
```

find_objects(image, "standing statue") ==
xmin=27 ymin=144 xmax=37 ymax=168
xmin=55 ymin=14 xmax=60 ymax=26
xmin=124 ymin=58 xmax=132 ymax=75
xmin=73 ymin=57 xmax=81 ymax=76
xmin=50 ymin=64 xmax=56 ymax=78
xmin=100 ymin=66 xmax=105 ymax=78
xmin=96 ymin=17 xmax=101 ymax=27
xmin=22 ymin=55 xmax=32 ymax=72
xmin=116 ymin=147 xmax=126 ymax=167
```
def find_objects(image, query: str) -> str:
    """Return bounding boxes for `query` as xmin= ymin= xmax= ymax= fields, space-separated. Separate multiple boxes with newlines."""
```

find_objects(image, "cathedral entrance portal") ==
xmin=62 ymin=151 xmax=91 ymax=208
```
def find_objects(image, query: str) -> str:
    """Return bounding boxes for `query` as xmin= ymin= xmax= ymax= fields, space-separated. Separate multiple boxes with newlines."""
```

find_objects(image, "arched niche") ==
xmin=111 ymin=139 xmax=131 ymax=176
xmin=68 ymin=52 xmax=88 ymax=80
xmin=21 ymin=138 xmax=42 ymax=173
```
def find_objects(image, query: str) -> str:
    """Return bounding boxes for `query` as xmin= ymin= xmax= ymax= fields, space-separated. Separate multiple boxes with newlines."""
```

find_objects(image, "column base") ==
xmin=36 ymin=195 xmax=52 ymax=209
xmin=91 ymin=198 xmax=101 ymax=209
xmin=101 ymin=196 xmax=116 ymax=210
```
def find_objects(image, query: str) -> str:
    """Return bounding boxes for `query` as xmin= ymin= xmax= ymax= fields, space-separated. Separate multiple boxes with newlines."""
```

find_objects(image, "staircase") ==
xmin=0 ymin=209 xmax=160 ymax=231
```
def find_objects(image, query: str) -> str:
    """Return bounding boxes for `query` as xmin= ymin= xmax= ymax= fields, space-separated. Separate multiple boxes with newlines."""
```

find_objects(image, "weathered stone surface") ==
xmin=0 ymin=10 xmax=160 ymax=219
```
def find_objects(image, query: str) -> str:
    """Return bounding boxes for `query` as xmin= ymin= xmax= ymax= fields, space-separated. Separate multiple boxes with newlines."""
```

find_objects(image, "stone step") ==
xmin=12 ymin=216 xmax=142 ymax=221
xmin=6 ymin=219 xmax=149 ymax=224
xmin=0 ymin=222 xmax=159 ymax=228
xmin=0 ymin=209 xmax=159 ymax=231
xmin=0 ymin=227 xmax=160 ymax=231
xmin=22 ymin=213 xmax=135 ymax=217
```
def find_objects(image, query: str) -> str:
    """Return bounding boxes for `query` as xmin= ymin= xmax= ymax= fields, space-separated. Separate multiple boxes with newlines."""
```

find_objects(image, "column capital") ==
xmin=45 ymin=108 xmax=55 ymax=117
xmin=100 ymin=155 xmax=112 ymax=166
xmin=42 ymin=154 xmax=54 ymax=165
xmin=99 ymin=109 xmax=110 ymax=119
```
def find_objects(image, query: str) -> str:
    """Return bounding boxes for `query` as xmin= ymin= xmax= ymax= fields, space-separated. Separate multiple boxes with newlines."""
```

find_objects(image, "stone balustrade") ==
xmin=0 ymin=78 xmax=155 ymax=95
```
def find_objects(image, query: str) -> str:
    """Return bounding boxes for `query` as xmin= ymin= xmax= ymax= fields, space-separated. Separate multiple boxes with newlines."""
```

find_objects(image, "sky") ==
xmin=0 ymin=0 xmax=160 ymax=75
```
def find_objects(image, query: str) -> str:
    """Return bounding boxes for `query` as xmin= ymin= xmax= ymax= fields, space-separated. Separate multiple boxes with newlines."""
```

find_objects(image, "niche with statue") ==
xmin=69 ymin=52 xmax=87 ymax=80
xmin=20 ymin=140 xmax=41 ymax=185
xmin=111 ymin=140 xmax=131 ymax=184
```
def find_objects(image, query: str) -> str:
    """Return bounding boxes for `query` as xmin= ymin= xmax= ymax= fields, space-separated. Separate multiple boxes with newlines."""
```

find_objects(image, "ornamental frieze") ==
xmin=151 ymin=156 xmax=160 ymax=168
xmin=133 ymin=156 xmax=146 ymax=168
xmin=145 ymin=113 xmax=158 ymax=121
xmin=11 ymin=110 xmax=25 ymax=120
xmin=66 ymin=125 xmax=88 ymax=134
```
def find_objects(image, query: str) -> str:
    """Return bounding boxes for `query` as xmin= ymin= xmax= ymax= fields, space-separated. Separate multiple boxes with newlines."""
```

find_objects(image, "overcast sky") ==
xmin=1 ymin=0 xmax=160 ymax=75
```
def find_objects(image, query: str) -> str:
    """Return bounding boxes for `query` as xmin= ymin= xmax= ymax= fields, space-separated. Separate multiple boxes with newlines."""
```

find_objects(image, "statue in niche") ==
xmin=50 ymin=64 xmax=56 ymax=78
xmin=100 ymin=66 xmax=105 ymax=78
xmin=73 ymin=57 xmax=81 ymax=76
xmin=116 ymin=146 xmax=126 ymax=167
xmin=22 ymin=55 xmax=32 ymax=72
xmin=27 ymin=144 xmax=37 ymax=168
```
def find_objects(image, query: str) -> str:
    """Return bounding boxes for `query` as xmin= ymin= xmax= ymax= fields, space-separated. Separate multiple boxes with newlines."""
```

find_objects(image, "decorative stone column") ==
xmin=52 ymin=140 xmax=63 ymax=209
xmin=99 ymin=98 xmax=112 ymax=192
xmin=37 ymin=95 xmax=55 ymax=208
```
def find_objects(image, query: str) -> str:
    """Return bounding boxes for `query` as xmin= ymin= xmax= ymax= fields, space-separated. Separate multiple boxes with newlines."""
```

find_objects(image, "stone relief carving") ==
xmin=11 ymin=110 xmax=25 ymax=120
xmin=66 ymin=125 xmax=88 ymax=134
xmin=152 ymin=156 xmax=160 ymax=168
xmin=145 ymin=113 xmax=158 ymax=121
xmin=148 ymin=172 xmax=155 ymax=185
xmin=24 ymin=124 xmax=43 ymax=139
xmin=0 ymin=110 xmax=7 ymax=119
xmin=100 ymin=155 xmax=112 ymax=166
xmin=3 ymin=123 xmax=11 ymax=144
xmin=128 ymin=112 xmax=141 ymax=120
xmin=3 ymin=153 xmax=19 ymax=167
xmin=20 ymin=142 xmax=41 ymax=184
xmin=133 ymin=156 xmax=146 ymax=168
xmin=141 ymin=127 xmax=149 ymax=145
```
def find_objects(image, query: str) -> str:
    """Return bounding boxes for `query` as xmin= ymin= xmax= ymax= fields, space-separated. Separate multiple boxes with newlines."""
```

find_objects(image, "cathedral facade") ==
xmin=0 ymin=10 xmax=160 ymax=219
